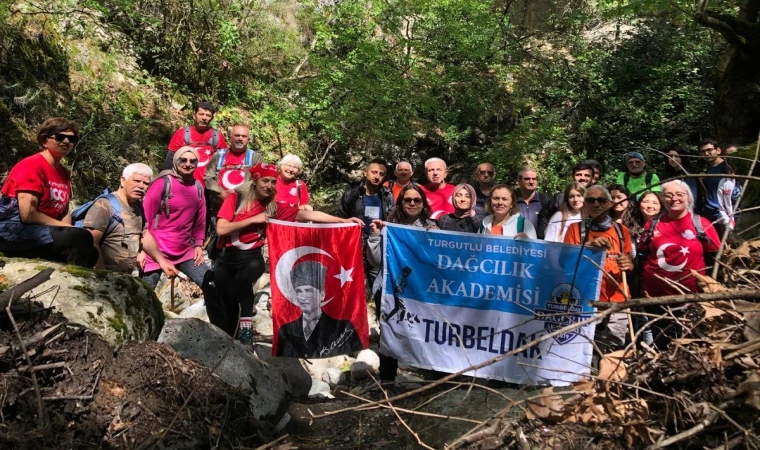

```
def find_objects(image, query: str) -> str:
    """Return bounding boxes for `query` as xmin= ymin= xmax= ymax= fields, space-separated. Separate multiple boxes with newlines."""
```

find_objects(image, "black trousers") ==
xmin=3 ymin=226 xmax=97 ymax=268
xmin=374 ymin=289 xmax=399 ymax=381
xmin=212 ymin=247 xmax=265 ymax=336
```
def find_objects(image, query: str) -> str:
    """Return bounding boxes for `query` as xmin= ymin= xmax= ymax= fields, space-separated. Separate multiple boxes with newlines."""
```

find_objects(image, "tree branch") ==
xmin=695 ymin=10 xmax=749 ymax=48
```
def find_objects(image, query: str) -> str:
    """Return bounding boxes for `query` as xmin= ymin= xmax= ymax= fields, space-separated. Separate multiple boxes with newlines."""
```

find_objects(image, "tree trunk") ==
xmin=713 ymin=46 xmax=760 ymax=145
xmin=696 ymin=0 xmax=760 ymax=145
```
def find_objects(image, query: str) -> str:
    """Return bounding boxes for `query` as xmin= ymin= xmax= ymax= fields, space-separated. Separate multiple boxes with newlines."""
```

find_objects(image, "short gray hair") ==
xmin=424 ymin=157 xmax=447 ymax=170
xmin=122 ymin=163 xmax=153 ymax=179
xmin=661 ymin=180 xmax=694 ymax=213
xmin=396 ymin=161 xmax=412 ymax=171
xmin=585 ymin=185 xmax=611 ymax=201
xmin=278 ymin=154 xmax=303 ymax=170
xmin=518 ymin=167 xmax=537 ymax=179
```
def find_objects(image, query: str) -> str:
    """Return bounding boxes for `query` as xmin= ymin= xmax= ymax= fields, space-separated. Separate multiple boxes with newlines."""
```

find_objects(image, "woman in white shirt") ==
xmin=544 ymin=182 xmax=585 ymax=242
xmin=478 ymin=185 xmax=537 ymax=238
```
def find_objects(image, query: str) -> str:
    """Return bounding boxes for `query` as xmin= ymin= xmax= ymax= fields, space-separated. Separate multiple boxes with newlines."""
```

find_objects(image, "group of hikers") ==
xmin=0 ymin=103 xmax=742 ymax=381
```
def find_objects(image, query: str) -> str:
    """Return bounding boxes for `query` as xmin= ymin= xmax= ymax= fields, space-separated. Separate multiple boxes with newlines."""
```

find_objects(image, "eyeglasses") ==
xmin=403 ymin=197 xmax=423 ymax=205
xmin=479 ymin=170 xmax=495 ymax=175
xmin=663 ymin=192 xmax=687 ymax=200
xmin=179 ymin=157 xmax=198 ymax=165
xmin=51 ymin=133 xmax=79 ymax=144
xmin=585 ymin=197 xmax=609 ymax=205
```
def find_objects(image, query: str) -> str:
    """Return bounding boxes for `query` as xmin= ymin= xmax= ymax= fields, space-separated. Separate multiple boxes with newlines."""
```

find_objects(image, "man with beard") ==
xmin=337 ymin=158 xmax=394 ymax=288
xmin=420 ymin=157 xmax=456 ymax=220
xmin=615 ymin=151 xmax=661 ymax=199
xmin=204 ymin=125 xmax=262 ymax=251
xmin=82 ymin=163 xmax=155 ymax=273
xmin=165 ymin=101 xmax=228 ymax=184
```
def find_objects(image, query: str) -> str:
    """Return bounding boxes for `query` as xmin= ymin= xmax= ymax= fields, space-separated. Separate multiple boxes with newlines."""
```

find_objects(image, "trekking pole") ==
xmin=170 ymin=275 xmax=176 ymax=311
xmin=621 ymin=271 xmax=636 ymax=353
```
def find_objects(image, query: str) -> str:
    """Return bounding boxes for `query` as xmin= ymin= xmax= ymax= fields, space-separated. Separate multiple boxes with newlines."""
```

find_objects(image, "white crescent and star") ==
xmin=196 ymin=148 xmax=213 ymax=168
xmin=221 ymin=169 xmax=245 ymax=190
xmin=656 ymin=243 xmax=689 ymax=272
xmin=274 ymin=246 xmax=354 ymax=309
xmin=231 ymin=230 xmax=258 ymax=250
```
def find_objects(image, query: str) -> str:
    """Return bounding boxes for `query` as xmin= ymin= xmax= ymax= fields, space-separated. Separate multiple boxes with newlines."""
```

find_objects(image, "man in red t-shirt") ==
xmin=166 ymin=101 xmax=228 ymax=183
xmin=419 ymin=157 xmax=455 ymax=220
xmin=205 ymin=125 xmax=262 ymax=199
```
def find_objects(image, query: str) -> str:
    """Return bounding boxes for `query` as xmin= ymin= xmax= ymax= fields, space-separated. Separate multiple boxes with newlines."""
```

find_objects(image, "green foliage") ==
xmin=567 ymin=18 xmax=721 ymax=173
xmin=0 ymin=0 xmax=726 ymax=203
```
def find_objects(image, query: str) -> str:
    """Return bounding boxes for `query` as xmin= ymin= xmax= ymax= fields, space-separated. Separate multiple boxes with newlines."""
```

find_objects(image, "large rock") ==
xmin=0 ymin=259 xmax=164 ymax=345
xmin=255 ymin=347 xmax=312 ymax=399
xmin=158 ymin=318 xmax=291 ymax=421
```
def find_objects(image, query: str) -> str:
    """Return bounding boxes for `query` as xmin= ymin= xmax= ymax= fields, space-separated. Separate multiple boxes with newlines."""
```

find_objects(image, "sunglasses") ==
xmin=179 ymin=157 xmax=198 ymax=165
xmin=585 ymin=197 xmax=609 ymax=205
xmin=479 ymin=170 xmax=495 ymax=175
xmin=403 ymin=197 xmax=423 ymax=205
xmin=51 ymin=133 xmax=79 ymax=144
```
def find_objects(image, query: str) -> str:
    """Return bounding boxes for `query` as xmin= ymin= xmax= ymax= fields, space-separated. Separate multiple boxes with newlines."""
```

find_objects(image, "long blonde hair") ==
xmin=559 ymin=182 xmax=586 ymax=238
xmin=235 ymin=180 xmax=278 ymax=217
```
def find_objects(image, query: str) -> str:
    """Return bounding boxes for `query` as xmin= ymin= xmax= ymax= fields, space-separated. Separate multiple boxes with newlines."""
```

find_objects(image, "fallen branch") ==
xmin=0 ymin=268 xmax=54 ymax=311
xmin=591 ymin=289 xmax=760 ymax=309
xmin=646 ymin=402 xmax=732 ymax=449
xmin=42 ymin=395 xmax=93 ymax=402
xmin=20 ymin=361 xmax=66 ymax=372
xmin=6 ymin=294 xmax=46 ymax=429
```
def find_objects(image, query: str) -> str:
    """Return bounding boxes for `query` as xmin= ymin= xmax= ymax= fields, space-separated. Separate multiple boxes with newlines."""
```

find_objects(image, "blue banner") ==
xmin=379 ymin=224 xmax=606 ymax=386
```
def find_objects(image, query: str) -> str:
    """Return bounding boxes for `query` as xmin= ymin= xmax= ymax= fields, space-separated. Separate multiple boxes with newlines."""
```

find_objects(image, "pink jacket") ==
xmin=142 ymin=177 xmax=206 ymax=271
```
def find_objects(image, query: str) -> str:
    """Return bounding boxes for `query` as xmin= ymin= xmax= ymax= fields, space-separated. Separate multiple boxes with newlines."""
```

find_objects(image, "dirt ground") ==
xmin=0 ymin=307 xmax=271 ymax=449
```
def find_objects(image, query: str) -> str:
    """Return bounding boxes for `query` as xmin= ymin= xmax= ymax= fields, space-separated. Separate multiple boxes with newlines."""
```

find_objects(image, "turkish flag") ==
xmin=269 ymin=219 xmax=368 ymax=358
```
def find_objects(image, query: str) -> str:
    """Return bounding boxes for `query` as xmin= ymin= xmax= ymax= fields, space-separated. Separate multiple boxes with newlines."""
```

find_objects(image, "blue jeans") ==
xmin=143 ymin=258 xmax=210 ymax=289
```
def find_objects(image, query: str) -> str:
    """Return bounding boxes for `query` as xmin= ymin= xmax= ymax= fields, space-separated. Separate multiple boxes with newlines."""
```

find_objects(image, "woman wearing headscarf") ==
xmin=437 ymin=183 xmax=481 ymax=233
xmin=213 ymin=163 xmax=362 ymax=344
xmin=0 ymin=118 xmax=97 ymax=266
xmin=140 ymin=146 xmax=209 ymax=288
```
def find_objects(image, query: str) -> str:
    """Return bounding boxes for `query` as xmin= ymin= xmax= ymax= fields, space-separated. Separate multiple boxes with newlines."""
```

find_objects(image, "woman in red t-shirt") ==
xmin=275 ymin=154 xmax=312 ymax=210
xmin=211 ymin=163 xmax=361 ymax=344
xmin=0 ymin=118 xmax=97 ymax=267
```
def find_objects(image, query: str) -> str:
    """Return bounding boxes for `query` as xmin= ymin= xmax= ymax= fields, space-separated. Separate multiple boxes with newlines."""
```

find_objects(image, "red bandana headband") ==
xmin=249 ymin=162 xmax=279 ymax=180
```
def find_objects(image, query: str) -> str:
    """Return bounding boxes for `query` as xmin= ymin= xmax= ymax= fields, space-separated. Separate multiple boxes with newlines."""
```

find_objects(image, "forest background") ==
xmin=1 ymin=0 xmax=759 ymax=213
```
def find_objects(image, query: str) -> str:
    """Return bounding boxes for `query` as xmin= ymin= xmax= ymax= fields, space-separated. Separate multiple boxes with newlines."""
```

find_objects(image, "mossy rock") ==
xmin=0 ymin=258 xmax=164 ymax=345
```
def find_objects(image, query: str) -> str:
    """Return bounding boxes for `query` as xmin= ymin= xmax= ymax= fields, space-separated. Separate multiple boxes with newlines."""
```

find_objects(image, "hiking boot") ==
xmin=237 ymin=328 xmax=255 ymax=345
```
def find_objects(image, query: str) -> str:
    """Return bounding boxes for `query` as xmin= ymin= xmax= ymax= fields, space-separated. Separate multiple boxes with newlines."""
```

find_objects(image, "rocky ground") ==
xmin=2 ymin=241 xmax=760 ymax=449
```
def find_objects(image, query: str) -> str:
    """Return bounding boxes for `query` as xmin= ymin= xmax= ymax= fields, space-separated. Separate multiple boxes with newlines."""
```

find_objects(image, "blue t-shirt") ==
xmin=363 ymin=194 xmax=383 ymax=233
xmin=704 ymin=160 xmax=731 ymax=220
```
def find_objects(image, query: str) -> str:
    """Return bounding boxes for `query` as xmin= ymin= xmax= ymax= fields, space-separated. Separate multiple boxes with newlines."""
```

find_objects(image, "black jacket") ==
xmin=276 ymin=313 xmax=363 ymax=358
xmin=336 ymin=181 xmax=395 ymax=223
xmin=536 ymin=192 xmax=563 ymax=240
